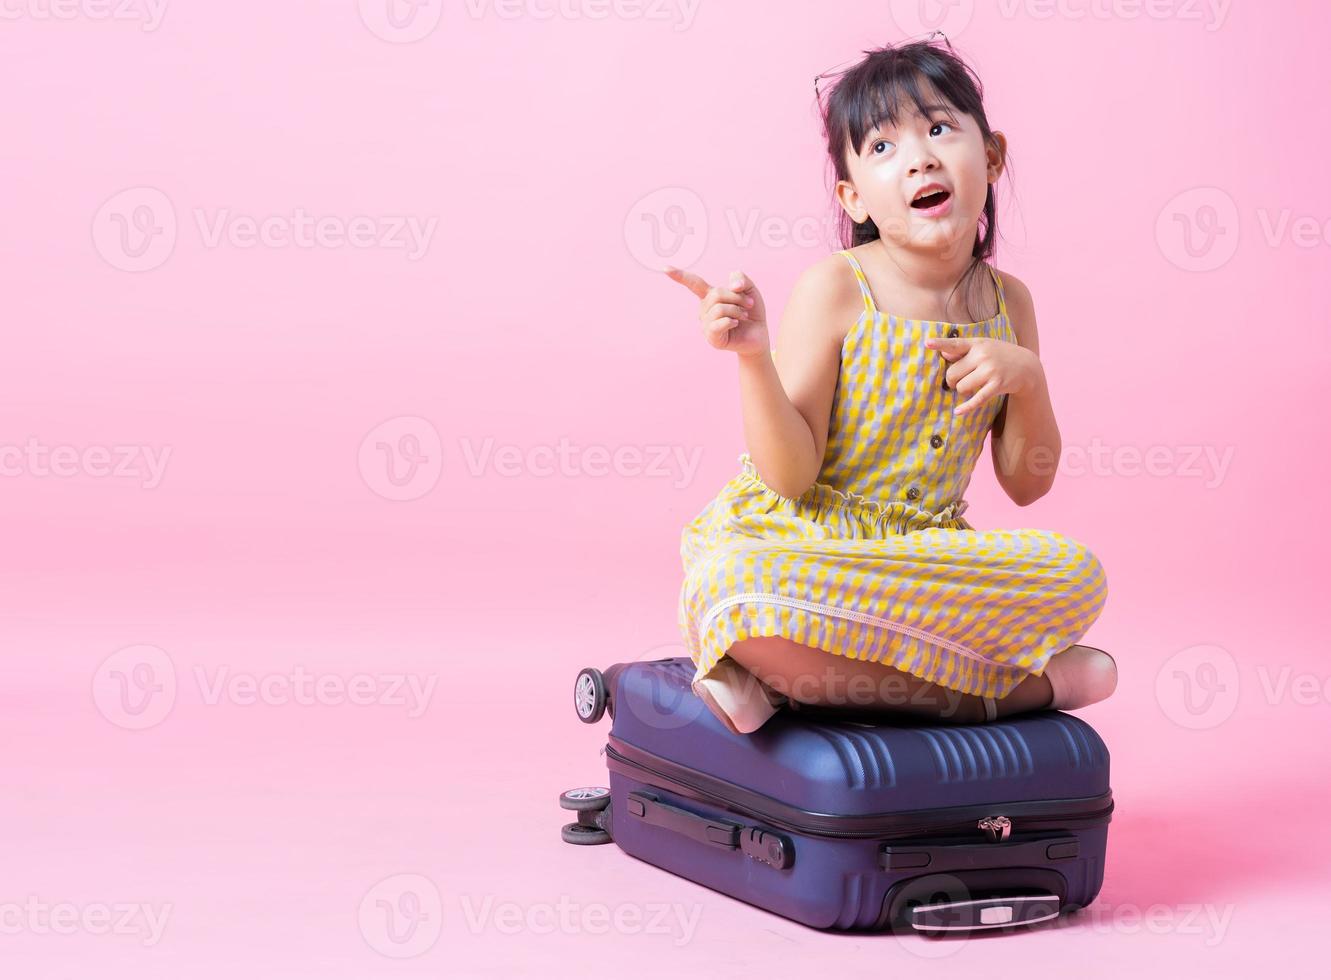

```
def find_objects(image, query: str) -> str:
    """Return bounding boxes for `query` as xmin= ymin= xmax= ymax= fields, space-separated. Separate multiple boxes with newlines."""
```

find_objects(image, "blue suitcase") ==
xmin=563 ymin=656 xmax=1114 ymax=935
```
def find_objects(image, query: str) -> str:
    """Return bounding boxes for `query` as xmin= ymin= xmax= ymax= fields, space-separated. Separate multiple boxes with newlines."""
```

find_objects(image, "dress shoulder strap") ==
xmin=987 ymin=265 xmax=1008 ymax=321
xmin=840 ymin=250 xmax=1005 ymax=321
xmin=838 ymin=250 xmax=878 ymax=316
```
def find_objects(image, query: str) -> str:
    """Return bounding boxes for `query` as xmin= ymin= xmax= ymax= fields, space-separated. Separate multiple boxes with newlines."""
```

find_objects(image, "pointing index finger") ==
xmin=924 ymin=335 xmax=971 ymax=359
xmin=663 ymin=265 xmax=712 ymax=299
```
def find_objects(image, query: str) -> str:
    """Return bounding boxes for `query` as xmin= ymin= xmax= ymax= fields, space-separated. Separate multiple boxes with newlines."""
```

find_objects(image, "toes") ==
xmin=1085 ymin=650 xmax=1117 ymax=700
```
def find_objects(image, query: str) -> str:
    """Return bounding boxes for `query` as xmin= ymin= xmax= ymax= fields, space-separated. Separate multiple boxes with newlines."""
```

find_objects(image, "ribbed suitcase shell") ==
xmin=600 ymin=657 xmax=1112 ymax=932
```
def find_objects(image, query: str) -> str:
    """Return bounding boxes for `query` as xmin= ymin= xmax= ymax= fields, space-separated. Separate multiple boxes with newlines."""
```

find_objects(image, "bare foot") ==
xmin=1041 ymin=644 xmax=1118 ymax=710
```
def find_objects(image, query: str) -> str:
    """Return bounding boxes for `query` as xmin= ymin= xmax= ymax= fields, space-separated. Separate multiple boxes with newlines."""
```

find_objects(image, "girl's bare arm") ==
xmin=989 ymin=273 xmax=1061 ymax=506
xmin=738 ymin=256 xmax=856 ymax=499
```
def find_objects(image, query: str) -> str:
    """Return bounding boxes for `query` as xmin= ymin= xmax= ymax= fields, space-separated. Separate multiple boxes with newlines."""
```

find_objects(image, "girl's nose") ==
xmin=908 ymin=156 xmax=939 ymax=178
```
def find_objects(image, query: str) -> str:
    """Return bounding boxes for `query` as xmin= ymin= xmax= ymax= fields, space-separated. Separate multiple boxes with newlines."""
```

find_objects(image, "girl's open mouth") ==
xmin=911 ymin=190 xmax=951 ymax=210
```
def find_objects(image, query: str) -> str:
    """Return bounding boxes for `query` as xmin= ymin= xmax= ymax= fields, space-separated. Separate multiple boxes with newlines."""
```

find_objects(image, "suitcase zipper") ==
xmin=605 ymin=739 xmax=1113 ymax=842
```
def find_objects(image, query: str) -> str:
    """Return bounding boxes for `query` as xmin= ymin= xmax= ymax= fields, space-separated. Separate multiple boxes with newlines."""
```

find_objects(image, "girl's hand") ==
xmin=663 ymin=266 xmax=770 ymax=357
xmin=925 ymin=336 xmax=1042 ymax=416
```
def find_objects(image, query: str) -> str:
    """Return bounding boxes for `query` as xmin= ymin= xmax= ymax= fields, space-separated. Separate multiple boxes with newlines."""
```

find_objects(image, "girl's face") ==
xmin=837 ymin=87 xmax=1004 ymax=258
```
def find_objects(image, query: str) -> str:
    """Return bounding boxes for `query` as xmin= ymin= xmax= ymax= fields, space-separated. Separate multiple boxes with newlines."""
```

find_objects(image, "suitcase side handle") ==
xmin=881 ymin=867 xmax=1069 ymax=933
xmin=909 ymin=893 xmax=1061 ymax=932
xmin=626 ymin=791 xmax=794 ymax=869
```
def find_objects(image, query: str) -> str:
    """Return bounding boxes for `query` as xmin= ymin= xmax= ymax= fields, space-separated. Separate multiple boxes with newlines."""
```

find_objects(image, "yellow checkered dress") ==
xmin=677 ymin=249 xmax=1108 ymax=701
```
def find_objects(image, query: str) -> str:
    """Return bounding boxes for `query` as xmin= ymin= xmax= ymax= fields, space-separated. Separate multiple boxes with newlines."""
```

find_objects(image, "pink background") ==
xmin=2 ymin=0 xmax=1327 ymax=975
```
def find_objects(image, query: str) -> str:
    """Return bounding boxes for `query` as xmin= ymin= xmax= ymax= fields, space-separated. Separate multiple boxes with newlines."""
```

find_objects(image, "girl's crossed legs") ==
xmin=724 ymin=634 xmax=1073 ymax=725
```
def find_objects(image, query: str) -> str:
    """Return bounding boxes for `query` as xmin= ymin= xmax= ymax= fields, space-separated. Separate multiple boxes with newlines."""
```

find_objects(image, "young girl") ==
xmin=664 ymin=38 xmax=1116 ymax=735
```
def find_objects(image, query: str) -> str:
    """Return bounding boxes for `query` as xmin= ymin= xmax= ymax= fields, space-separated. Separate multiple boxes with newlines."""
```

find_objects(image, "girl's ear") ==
xmin=834 ymin=179 xmax=869 ymax=224
xmin=986 ymin=131 xmax=1008 ymax=182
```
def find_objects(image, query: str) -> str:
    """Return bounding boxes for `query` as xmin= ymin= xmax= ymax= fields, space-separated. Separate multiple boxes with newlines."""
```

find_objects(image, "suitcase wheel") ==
xmin=559 ymin=788 xmax=613 ymax=844
xmin=559 ymin=786 xmax=611 ymax=812
xmin=574 ymin=668 xmax=608 ymax=723
xmin=561 ymin=821 xmax=613 ymax=845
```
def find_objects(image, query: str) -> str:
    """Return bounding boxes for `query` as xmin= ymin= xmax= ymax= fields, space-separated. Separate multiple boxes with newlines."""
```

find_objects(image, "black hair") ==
xmin=817 ymin=39 xmax=1010 ymax=320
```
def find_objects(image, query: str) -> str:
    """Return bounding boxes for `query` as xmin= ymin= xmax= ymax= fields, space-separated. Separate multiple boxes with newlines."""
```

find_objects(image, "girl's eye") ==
xmin=872 ymin=139 xmax=893 ymax=155
xmin=930 ymin=121 xmax=954 ymax=137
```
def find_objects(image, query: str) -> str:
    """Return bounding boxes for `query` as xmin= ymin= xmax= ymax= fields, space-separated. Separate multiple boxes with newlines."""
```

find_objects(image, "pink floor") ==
xmin=1 ymin=609 xmax=1325 ymax=977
